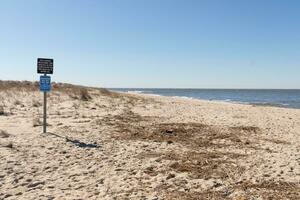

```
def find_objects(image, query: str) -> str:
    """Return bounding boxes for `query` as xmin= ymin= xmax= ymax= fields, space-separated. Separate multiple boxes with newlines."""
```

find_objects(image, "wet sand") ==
xmin=0 ymin=81 xmax=299 ymax=199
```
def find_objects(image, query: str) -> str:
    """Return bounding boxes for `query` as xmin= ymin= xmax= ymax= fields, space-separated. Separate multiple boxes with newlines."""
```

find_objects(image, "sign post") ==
xmin=44 ymin=87 xmax=47 ymax=133
xmin=37 ymin=58 xmax=53 ymax=133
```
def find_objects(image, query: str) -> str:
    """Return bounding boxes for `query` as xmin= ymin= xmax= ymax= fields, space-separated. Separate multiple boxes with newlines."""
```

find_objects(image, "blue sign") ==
xmin=40 ymin=75 xmax=51 ymax=92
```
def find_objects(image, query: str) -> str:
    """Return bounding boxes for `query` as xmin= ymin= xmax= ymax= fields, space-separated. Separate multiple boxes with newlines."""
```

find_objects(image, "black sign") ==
xmin=37 ymin=58 xmax=53 ymax=74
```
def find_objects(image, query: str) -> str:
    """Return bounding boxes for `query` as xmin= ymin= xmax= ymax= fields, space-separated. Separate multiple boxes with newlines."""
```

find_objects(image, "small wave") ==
xmin=127 ymin=90 xmax=144 ymax=94
xmin=149 ymin=94 xmax=163 ymax=97
xmin=171 ymin=96 xmax=195 ymax=100
xmin=250 ymin=102 xmax=289 ymax=107
xmin=129 ymin=91 xmax=162 ymax=97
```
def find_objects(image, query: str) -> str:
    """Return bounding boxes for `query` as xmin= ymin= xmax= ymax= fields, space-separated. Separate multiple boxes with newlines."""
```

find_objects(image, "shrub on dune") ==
xmin=80 ymin=88 xmax=92 ymax=101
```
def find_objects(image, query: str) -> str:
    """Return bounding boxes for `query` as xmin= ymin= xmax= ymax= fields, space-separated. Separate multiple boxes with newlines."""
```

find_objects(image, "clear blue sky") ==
xmin=0 ymin=0 xmax=299 ymax=88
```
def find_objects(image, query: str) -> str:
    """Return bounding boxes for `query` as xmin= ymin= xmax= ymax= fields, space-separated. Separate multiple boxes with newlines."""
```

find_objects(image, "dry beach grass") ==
xmin=0 ymin=81 xmax=299 ymax=199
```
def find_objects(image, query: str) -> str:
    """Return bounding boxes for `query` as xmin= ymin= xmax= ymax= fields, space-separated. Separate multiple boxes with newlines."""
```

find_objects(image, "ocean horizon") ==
xmin=109 ymin=88 xmax=300 ymax=109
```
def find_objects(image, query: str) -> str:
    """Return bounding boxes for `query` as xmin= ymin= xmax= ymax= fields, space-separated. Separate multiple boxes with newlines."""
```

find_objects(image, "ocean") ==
xmin=109 ymin=88 xmax=300 ymax=109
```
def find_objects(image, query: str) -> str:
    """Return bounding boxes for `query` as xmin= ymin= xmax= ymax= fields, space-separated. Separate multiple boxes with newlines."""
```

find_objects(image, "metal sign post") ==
xmin=43 ymin=85 xmax=47 ymax=133
xmin=37 ymin=58 xmax=53 ymax=133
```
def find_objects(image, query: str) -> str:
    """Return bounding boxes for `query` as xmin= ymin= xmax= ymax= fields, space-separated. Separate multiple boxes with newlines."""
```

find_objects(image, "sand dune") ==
xmin=0 ymin=81 xmax=299 ymax=199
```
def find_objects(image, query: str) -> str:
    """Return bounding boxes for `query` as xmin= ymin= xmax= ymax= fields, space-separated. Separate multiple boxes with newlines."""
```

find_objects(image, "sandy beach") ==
xmin=0 ymin=81 xmax=299 ymax=200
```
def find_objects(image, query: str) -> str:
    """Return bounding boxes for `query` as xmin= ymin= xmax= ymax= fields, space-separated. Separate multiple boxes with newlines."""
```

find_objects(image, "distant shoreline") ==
xmin=109 ymin=88 xmax=300 ymax=90
xmin=110 ymin=88 xmax=300 ymax=109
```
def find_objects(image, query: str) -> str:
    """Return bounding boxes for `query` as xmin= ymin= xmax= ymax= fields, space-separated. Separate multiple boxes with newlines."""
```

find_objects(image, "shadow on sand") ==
xmin=45 ymin=132 xmax=100 ymax=148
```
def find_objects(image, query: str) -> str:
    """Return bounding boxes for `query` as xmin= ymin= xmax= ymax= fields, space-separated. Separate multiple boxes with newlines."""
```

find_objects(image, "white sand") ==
xmin=0 ymin=83 xmax=299 ymax=199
